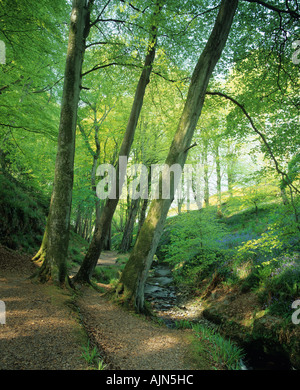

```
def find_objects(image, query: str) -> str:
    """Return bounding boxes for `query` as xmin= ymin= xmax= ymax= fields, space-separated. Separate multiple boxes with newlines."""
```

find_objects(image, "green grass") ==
xmin=93 ymin=266 xmax=121 ymax=284
xmin=156 ymin=184 xmax=299 ymax=319
xmin=173 ymin=319 xmax=246 ymax=370
xmin=81 ymin=341 xmax=107 ymax=370
xmin=92 ymin=254 xmax=129 ymax=284
xmin=174 ymin=319 xmax=193 ymax=329
xmin=191 ymin=323 xmax=246 ymax=370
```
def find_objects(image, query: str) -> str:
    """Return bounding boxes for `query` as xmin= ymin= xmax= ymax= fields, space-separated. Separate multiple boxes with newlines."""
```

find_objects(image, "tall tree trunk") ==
xmin=116 ymin=0 xmax=238 ymax=313
xmin=136 ymin=198 xmax=148 ymax=239
xmin=177 ymin=197 xmax=183 ymax=214
xmin=74 ymin=205 xmax=81 ymax=234
xmin=215 ymin=140 xmax=222 ymax=217
xmin=280 ymin=187 xmax=289 ymax=205
xmin=192 ymin=171 xmax=202 ymax=210
xmin=203 ymin=139 xmax=209 ymax=208
xmin=119 ymin=198 xmax=140 ymax=253
xmin=32 ymin=0 xmax=92 ymax=285
xmin=103 ymin=223 xmax=111 ymax=250
xmin=227 ymin=163 xmax=235 ymax=195
xmin=72 ymin=2 xmax=163 ymax=286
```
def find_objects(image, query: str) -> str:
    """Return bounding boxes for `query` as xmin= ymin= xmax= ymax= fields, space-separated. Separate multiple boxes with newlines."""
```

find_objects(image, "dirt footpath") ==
xmin=0 ymin=245 xmax=209 ymax=370
xmin=76 ymin=287 xmax=198 ymax=370
xmin=0 ymin=245 xmax=88 ymax=370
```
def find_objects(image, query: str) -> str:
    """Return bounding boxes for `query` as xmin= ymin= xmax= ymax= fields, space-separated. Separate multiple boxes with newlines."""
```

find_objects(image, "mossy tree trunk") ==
xmin=116 ymin=0 xmax=239 ymax=313
xmin=72 ymin=2 xmax=163 ymax=286
xmin=32 ymin=0 xmax=93 ymax=285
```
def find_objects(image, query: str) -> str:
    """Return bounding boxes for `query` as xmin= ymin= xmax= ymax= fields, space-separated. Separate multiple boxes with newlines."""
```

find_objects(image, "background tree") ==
xmin=116 ymin=0 xmax=239 ymax=313
xmin=32 ymin=0 xmax=94 ymax=285
xmin=73 ymin=0 xmax=164 ymax=286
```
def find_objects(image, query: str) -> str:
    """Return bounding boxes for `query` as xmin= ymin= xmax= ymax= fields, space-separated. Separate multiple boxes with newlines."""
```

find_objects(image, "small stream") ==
xmin=145 ymin=261 xmax=294 ymax=371
xmin=144 ymin=262 xmax=177 ymax=327
xmin=145 ymin=261 xmax=222 ymax=330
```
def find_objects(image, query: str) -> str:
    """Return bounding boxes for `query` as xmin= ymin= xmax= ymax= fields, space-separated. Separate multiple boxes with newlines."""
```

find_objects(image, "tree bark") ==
xmin=72 ymin=2 xmax=163 ymax=285
xmin=192 ymin=159 xmax=202 ymax=210
xmin=32 ymin=0 xmax=92 ymax=285
xmin=116 ymin=0 xmax=239 ymax=313
xmin=215 ymin=140 xmax=222 ymax=217
xmin=227 ymin=161 xmax=235 ymax=195
xmin=137 ymin=198 xmax=148 ymax=238
xmin=103 ymin=223 xmax=111 ymax=250
xmin=203 ymin=139 xmax=210 ymax=208
xmin=119 ymin=198 xmax=140 ymax=253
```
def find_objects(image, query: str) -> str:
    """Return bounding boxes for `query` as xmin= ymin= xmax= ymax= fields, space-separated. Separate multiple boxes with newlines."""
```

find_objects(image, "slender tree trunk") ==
xmin=74 ymin=205 xmax=82 ymax=234
xmin=215 ymin=141 xmax=222 ymax=217
xmin=186 ymin=194 xmax=191 ymax=212
xmin=119 ymin=198 xmax=140 ymax=253
xmin=103 ymin=223 xmax=111 ymax=250
xmin=116 ymin=0 xmax=238 ymax=313
xmin=32 ymin=0 xmax=92 ymax=285
xmin=227 ymin=164 xmax=234 ymax=195
xmin=192 ymin=174 xmax=202 ymax=210
xmin=72 ymin=2 xmax=163 ymax=285
xmin=203 ymin=140 xmax=209 ymax=208
xmin=137 ymin=198 xmax=148 ymax=238
xmin=177 ymin=197 xmax=183 ymax=214
xmin=280 ymin=187 xmax=289 ymax=205
xmin=192 ymin=160 xmax=202 ymax=210
xmin=136 ymin=165 xmax=151 ymax=238
xmin=119 ymin=203 xmax=125 ymax=232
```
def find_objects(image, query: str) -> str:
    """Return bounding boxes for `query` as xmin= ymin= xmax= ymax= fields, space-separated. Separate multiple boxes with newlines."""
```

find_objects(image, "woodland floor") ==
xmin=0 ymin=245 xmax=209 ymax=370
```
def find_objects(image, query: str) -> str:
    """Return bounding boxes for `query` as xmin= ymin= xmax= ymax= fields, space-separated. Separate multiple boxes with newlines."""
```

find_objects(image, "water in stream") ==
xmin=144 ymin=262 xmax=179 ymax=327
xmin=145 ymin=261 xmax=220 ymax=329
xmin=145 ymin=261 xmax=294 ymax=370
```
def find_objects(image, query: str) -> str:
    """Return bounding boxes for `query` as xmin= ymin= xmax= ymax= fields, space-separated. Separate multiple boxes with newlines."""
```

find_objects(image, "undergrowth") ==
xmin=81 ymin=341 xmax=107 ymax=370
xmin=174 ymin=319 xmax=245 ymax=370
xmin=157 ymin=189 xmax=299 ymax=319
xmin=0 ymin=175 xmax=47 ymax=253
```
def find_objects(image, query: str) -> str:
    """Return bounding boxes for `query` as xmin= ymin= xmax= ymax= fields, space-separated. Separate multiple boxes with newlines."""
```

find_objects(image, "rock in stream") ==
xmin=145 ymin=263 xmax=177 ymax=317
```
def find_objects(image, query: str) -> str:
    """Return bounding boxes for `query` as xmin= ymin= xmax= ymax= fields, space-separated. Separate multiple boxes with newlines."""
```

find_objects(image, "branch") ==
xmin=0 ymin=122 xmax=56 ymax=140
xmin=90 ymin=0 xmax=111 ymax=27
xmin=242 ymin=0 xmax=300 ymax=19
xmin=82 ymin=60 xmax=189 ymax=85
xmin=206 ymin=91 xmax=300 ymax=194
xmin=77 ymin=121 xmax=95 ymax=158
xmin=168 ymin=4 xmax=221 ymax=37
xmin=85 ymin=40 xmax=124 ymax=49
xmin=32 ymin=76 xmax=64 ymax=94
xmin=184 ymin=142 xmax=197 ymax=153
xmin=90 ymin=17 xmax=149 ymax=33
xmin=0 ymin=76 xmax=25 ymax=94
xmin=81 ymin=61 xmax=136 ymax=77
xmin=119 ymin=0 xmax=149 ymax=13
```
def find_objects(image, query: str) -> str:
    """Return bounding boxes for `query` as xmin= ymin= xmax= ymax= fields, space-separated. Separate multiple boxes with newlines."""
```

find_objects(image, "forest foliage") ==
xmin=0 ymin=0 xmax=299 ymax=314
